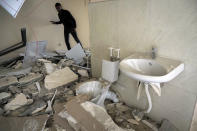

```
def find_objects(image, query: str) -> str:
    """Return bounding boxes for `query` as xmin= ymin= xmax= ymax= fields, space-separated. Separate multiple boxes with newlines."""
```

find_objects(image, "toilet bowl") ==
xmin=76 ymin=59 xmax=120 ymax=105
xmin=76 ymin=80 xmax=119 ymax=103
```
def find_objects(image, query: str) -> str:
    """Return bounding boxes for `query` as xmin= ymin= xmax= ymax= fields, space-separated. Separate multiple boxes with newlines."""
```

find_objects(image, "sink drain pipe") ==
xmin=144 ymin=83 xmax=152 ymax=113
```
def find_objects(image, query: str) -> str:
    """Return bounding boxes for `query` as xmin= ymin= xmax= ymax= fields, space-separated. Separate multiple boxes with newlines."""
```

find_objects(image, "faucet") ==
xmin=151 ymin=46 xmax=157 ymax=59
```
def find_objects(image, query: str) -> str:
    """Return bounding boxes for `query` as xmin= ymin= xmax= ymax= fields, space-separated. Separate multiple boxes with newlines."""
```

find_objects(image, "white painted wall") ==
xmin=89 ymin=0 xmax=197 ymax=130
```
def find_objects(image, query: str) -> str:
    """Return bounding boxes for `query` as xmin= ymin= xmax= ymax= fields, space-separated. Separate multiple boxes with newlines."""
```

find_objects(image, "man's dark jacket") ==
xmin=55 ymin=9 xmax=76 ymax=30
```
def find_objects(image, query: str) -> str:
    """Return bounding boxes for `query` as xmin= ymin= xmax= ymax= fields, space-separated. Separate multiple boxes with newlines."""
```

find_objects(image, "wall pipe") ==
xmin=0 ymin=28 xmax=27 ymax=57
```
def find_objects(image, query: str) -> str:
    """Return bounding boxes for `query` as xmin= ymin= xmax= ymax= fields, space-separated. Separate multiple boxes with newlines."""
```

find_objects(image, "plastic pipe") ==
xmin=144 ymin=83 xmax=152 ymax=113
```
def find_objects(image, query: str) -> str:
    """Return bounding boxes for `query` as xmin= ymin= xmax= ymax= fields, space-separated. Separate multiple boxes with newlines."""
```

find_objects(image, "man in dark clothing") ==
xmin=50 ymin=3 xmax=82 ymax=50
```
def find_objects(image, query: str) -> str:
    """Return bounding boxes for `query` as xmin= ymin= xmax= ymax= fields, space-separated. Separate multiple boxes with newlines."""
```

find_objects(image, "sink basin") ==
xmin=120 ymin=53 xmax=184 ymax=83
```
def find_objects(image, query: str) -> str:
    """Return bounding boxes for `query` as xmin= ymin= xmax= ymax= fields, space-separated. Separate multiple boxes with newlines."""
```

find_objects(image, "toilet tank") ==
xmin=102 ymin=60 xmax=119 ymax=83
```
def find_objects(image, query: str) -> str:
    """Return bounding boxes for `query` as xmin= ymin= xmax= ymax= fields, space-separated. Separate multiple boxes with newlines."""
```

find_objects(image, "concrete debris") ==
xmin=45 ymin=89 xmax=57 ymax=114
xmin=58 ymin=110 xmax=80 ymax=131
xmin=78 ymin=69 xmax=89 ymax=77
xmin=116 ymin=103 xmax=131 ymax=112
xmin=23 ymin=84 xmax=39 ymax=97
xmin=105 ymin=101 xmax=156 ymax=131
xmin=20 ymin=100 xmax=46 ymax=116
xmin=13 ymin=61 xmax=23 ymax=69
xmin=2 ymin=67 xmax=32 ymax=77
xmin=4 ymin=93 xmax=33 ymax=111
xmin=0 ymin=115 xmax=48 ymax=131
xmin=159 ymin=119 xmax=179 ymax=131
xmin=81 ymin=101 xmax=135 ymax=131
xmin=57 ymin=59 xmax=74 ymax=69
xmin=55 ymin=49 xmax=67 ymax=55
xmin=0 ymin=92 xmax=11 ymax=104
xmin=0 ymin=76 xmax=18 ymax=91
xmin=8 ymin=86 xmax=21 ymax=94
xmin=55 ymin=124 xmax=67 ymax=131
xmin=19 ymin=73 xmax=43 ymax=86
xmin=45 ymin=67 xmax=78 ymax=90
xmin=0 ymin=50 xmax=162 ymax=131
xmin=132 ymin=109 xmax=144 ymax=121
xmin=115 ymin=117 xmax=124 ymax=123
xmin=37 ymin=59 xmax=52 ymax=63
xmin=142 ymin=120 xmax=158 ymax=131
xmin=127 ymin=119 xmax=139 ymax=125
xmin=44 ymin=63 xmax=57 ymax=74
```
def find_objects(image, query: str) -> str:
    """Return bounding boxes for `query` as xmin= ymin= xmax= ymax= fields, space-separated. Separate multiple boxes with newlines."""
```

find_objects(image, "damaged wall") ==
xmin=0 ymin=0 xmax=90 ymax=62
xmin=89 ymin=0 xmax=197 ymax=131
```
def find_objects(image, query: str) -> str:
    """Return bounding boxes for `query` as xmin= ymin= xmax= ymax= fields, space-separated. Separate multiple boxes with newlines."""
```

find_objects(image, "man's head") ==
xmin=55 ymin=3 xmax=62 ymax=12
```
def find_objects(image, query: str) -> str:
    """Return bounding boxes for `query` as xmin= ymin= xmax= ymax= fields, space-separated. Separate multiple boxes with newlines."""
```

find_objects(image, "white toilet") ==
xmin=76 ymin=59 xmax=120 ymax=104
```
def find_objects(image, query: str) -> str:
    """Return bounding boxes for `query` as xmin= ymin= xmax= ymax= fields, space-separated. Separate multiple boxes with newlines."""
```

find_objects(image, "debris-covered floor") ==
xmin=0 ymin=49 xmax=175 ymax=131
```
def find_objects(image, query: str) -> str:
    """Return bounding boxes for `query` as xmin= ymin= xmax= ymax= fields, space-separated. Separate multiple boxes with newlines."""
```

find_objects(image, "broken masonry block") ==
xmin=45 ymin=67 xmax=78 ymax=90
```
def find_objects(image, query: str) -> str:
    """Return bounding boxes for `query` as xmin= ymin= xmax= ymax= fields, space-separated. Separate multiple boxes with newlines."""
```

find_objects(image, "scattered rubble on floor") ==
xmin=0 ymin=76 xmax=18 ymax=91
xmin=81 ymin=101 xmax=135 ymax=131
xmin=78 ymin=69 xmax=89 ymax=77
xmin=0 ymin=115 xmax=48 ymax=131
xmin=104 ymin=100 xmax=160 ymax=131
xmin=20 ymin=100 xmax=46 ymax=116
xmin=44 ymin=62 xmax=57 ymax=75
xmin=0 ymin=92 xmax=11 ymax=102
xmin=4 ymin=93 xmax=33 ymax=111
xmin=0 ymin=50 xmax=178 ymax=131
xmin=19 ymin=73 xmax=43 ymax=86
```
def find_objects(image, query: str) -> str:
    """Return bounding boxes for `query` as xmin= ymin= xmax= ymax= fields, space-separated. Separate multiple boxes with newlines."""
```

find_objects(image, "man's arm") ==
xmin=50 ymin=21 xmax=62 ymax=24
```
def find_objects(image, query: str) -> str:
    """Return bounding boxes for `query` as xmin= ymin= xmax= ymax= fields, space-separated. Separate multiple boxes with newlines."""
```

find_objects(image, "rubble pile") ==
xmin=0 ymin=56 xmax=90 ymax=119
xmin=105 ymin=100 xmax=159 ymax=131
xmin=0 ymin=53 xmax=178 ymax=131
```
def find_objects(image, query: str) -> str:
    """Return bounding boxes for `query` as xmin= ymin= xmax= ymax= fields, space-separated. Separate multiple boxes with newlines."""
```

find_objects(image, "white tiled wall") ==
xmin=88 ymin=0 xmax=197 ymax=130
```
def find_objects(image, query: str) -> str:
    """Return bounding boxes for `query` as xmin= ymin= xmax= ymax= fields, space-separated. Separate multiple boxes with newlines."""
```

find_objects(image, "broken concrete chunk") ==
xmin=159 ymin=119 xmax=179 ymax=131
xmin=54 ymin=124 xmax=67 ymax=131
xmin=45 ymin=67 xmax=78 ymax=90
xmin=142 ymin=120 xmax=158 ymax=131
xmin=132 ymin=109 xmax=144 ymax=121
xmin=38 ymin=59 xmax=52 ymax=63
xmin=8 ymin=86 xmax=21 ymax=94
xmin=44 ymin=63 xmax=57 ymax=74
xmin=58 ymin=110 xmax=81 ymax=131
xmin=19 ymin=73 xmax=43 ymax=86
xmin=3 ymin=67 xmax=32 ymax=77
xmin=23 ymin=84 xmax=39 ymax=96
xmin=106 ymin=103 xmax=116 ymax=110
xmin=0 ymin=92 xmax=11 ymax=101
xmin=57 ymin=59 xmax=75 ymax=69
xmin=0 ymin=76 xmax=18 ymax=91
xmin=115 ymin=103 xmax=131 ymax=112
xmin=115 ymin=117 xmax=124 ymax=123
xmin=81 ymin=102 xmax=135 ymax=131
xmin=127 ymin=119 xmax=139 ymax=125
xmin=13 ymin=61 xmax=23 ymax=69
xmin=20 ymin=100 xmax=46 ymax=116
xmin=4 ymin=93 xmax=33 ymax=111
xmin=78 ymin=69 xmax=89 ymax=77
xmin=0 ymin=115 xmax=48 ymax=131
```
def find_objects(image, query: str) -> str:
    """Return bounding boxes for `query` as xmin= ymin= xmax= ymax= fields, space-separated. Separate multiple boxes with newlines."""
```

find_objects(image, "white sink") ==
xmin=120 ymin=53 xmax=184 ymax=83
